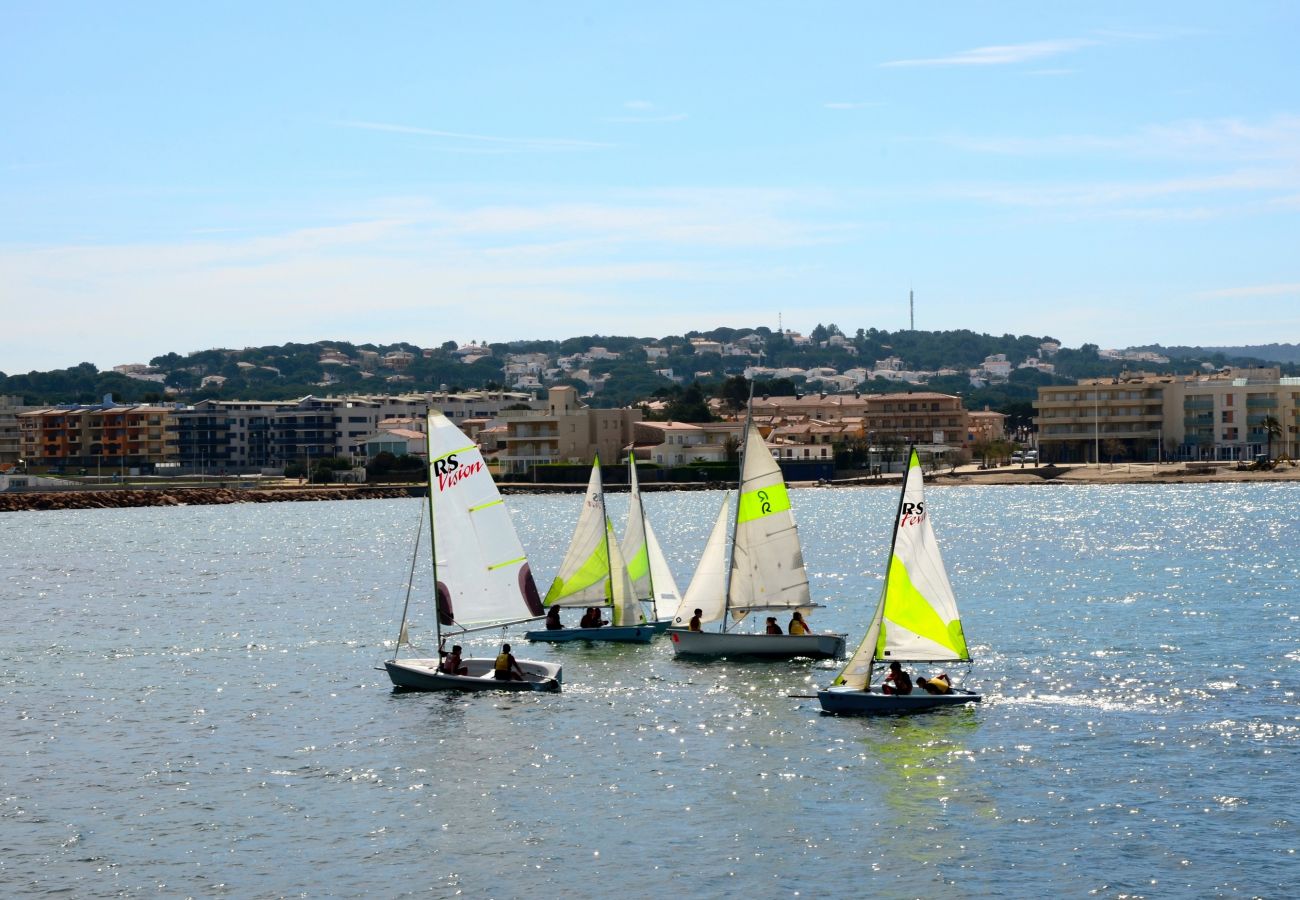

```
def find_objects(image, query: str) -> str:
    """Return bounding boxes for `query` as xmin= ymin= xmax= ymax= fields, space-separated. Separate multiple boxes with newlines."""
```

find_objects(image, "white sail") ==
xmin=621 ymin=455 xmax=682 ymax=619
xmin=644 ymin=518 xmax=682 ymax=616
xmin=544 ymin=459 xmax=613 ymax=607
xmin=426 ymin=412 xmax=543 ymax=627
xmin=621 ymin=456 xmax=652 ymax=601
xmin=606 ymin=524 xmax=641 ymax=627
xmin=727 ymin=423 xmax=811 ymax=620
xmin=833 ymin=448 xmax=970 ymax=690
xmin=677 ymin=493 xmax=731 ymax=626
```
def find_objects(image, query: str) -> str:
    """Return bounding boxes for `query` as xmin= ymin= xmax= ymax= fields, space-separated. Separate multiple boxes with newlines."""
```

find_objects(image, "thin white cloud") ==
xmin=881 ymin=38 xmax=1096 ymax=68
xmin=333 ymin=120 xmax=612 ymax=151
xmin=949 ymin=115 xmax=1300 ymax=162
xmin=1195 ymin=282 xmax=1300 ymax=300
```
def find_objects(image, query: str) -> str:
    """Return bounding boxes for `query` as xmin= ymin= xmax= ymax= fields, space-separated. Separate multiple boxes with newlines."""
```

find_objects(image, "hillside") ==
xmin=3 ymin=327 xmax=1294 ymax=416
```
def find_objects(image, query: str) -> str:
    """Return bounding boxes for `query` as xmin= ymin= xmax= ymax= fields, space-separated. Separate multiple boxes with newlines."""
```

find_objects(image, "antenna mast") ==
xmin=909 ymin=290 xmax=914 ymax=331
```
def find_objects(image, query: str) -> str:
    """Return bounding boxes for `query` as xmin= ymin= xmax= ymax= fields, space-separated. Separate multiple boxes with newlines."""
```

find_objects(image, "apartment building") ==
xmin=861 ymin=392 xmax=968 ymax=448
xmin=20 ymin=399 xmax=178 ymax=472
xmin=500 ymin=386 xmax=641 ymax=475
xmin=1034 ymin=367 xmax=1299 ymax=462
xmin=0 ymin=395 xmax=31 ymax=465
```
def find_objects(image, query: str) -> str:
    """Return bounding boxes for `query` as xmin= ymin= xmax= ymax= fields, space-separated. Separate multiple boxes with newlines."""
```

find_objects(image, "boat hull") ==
xmin=523 ymin=625 xmax=657 ymax=644
xmin=669 ymin=628 xmax=846 ymax=660
xmin=385 ymin=657 xmax=562 ymax=693
xmin=816 ymin=685 xmax=980 ymax=715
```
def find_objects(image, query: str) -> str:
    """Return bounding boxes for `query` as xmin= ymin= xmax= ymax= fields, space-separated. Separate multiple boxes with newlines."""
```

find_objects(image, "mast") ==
xmin=630 ymin=451 xmax=659 ymax=620
xmin=594 ymin=453 xmax=614 ymax=608
xmin=721 ymin=378 xmax=756 ymax=633
xmin=427 ymin=415 xmax=442 ymax=649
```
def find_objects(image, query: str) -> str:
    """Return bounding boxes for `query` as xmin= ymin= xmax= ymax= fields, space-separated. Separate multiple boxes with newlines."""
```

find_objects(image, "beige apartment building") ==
xmin=500 ymin=386 xmax=641 ymax=475
xmin=861 ymin=392 xmax=969 ymax=448
xmin=1034 ymin=367 xmax=1299 ymax=463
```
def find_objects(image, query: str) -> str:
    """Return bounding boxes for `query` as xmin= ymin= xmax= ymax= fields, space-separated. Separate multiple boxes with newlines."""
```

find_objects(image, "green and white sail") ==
xmin=726 ymin=422 xmax=811 ymax=622
xmin=544 ymin=456 xmax=614 ymax=607
xmin=833 ymin=448 xmax=970 ymax=690
xmin=542 ymin=456 xmax=640 ymax=626
xmin=621 ymin=453 xmax=682 ymax=620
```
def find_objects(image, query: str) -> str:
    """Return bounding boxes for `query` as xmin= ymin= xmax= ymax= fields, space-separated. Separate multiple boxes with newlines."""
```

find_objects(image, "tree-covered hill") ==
xmin=2 ymin=329 xmax=1293 ymax=410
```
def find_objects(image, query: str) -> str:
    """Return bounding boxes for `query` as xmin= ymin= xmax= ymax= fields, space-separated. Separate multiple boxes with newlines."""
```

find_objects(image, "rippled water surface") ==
xmin=2 ymin=484 xmax=1296 ymax=897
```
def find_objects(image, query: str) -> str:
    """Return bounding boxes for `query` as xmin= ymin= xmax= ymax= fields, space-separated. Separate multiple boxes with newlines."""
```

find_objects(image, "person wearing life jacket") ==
xmin=788 ymin=611 xmax=811 ymax=636
xmin=881 ymin=660 xmax=913 ymax=695
xmin=439 ymin=644 xmax=468 ymax=676
xmin=493 ymin=643 xmax=525 ymax=681
xmin=765 ymin=616 xmax=783 ymax=634
xmin=688 ymin=608 xmax=703 ymax=632
xmin=917 ymin=673 xmax=952 ymax=695
xmin=545 ymin=606 xmax=563 ymax=630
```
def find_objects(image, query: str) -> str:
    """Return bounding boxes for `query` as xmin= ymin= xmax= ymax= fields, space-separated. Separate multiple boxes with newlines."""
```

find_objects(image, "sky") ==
xmin=3 ymin=2 xmax=1299 ymax=374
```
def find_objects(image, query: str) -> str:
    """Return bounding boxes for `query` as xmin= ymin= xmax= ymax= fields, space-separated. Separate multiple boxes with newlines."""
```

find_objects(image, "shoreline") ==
xmin=2 ymin=462 xmax=1297 ymax=512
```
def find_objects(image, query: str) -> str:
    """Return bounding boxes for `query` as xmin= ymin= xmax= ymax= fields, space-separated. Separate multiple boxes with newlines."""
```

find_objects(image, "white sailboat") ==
xmin=621 ymin=452 xmax=681 ymax=634
xmin=669 ymin=420 xmax=846 ymax=660
xmin=818 ymin=447 xmax=981 ymax=714
xmin=524 ymin=455 xmax=656 ymax=644
xmin=383 ymin=412 xmax=562 ymax=692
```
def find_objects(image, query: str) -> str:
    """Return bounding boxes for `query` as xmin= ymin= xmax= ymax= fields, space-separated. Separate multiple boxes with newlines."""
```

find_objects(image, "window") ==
xmin=1222 ymin=410 xmax=1234 ymax=424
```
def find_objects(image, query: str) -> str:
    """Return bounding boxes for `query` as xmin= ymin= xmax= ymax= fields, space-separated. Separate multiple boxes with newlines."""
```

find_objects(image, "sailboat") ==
xmin=669 ymin=419 xmax=846 ymax=660
xmin=383 ymin=412 xmax=562 ymax=692
xmin=621 ymin=452 xmax=681 ymax=634
xmin=818 ymin=447 xmax=981 ymax=714
xmin=524 ymin=455 xmax=657 ymax=644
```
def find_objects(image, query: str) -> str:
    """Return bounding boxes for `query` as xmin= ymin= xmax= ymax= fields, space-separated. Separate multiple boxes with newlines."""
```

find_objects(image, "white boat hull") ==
xmin=669 ymin=628 xmax=846 ymax=660
xmin=817 ymin=685 xmax=980 ymax=715
xmin=524 ymin=624 xmax=657 ymax=644
xmin=385 ymin=657 xmax=562 ymax=693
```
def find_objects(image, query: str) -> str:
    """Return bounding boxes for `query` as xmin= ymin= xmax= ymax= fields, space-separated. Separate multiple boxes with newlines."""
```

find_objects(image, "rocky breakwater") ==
xmin=0 ymin=485 xmax=417 ymax=512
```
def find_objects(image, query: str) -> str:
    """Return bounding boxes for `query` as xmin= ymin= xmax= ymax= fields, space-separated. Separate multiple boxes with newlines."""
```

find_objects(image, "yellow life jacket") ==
xmin=789 ymin=619 xmax=809 ymax=635
xmin=494 ymin=653 xmax=510 ymax=672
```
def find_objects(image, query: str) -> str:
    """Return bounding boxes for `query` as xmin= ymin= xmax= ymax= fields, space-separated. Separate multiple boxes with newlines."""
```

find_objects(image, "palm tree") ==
xmin=1262 ymin=415 xmax=1282 ymax=461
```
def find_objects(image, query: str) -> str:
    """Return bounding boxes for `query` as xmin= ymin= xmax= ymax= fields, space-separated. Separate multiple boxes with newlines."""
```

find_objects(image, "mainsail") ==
xmin=676 ymin=492 xmax=731 ymax=626
xmin=833 ymin=448 xmax=970 ymax=690
xmin=726 ymin=423 xmax=811 ymax=622
xmin=425 ymin=412 xmax=543 ymax=627
xmin=542 ymin=455 xmax=639 ymax=627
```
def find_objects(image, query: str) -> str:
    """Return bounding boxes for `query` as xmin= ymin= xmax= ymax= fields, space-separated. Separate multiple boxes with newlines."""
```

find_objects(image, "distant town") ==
xmin=2 ymin=326 xmax=1297 ymax=483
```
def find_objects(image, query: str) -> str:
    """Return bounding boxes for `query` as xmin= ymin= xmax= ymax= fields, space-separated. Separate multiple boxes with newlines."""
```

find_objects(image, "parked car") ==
xmin=1010 ymin=452 xmax=1025 ymax=463
xmin=1024 ymin=450 xmax=1038 ymax=463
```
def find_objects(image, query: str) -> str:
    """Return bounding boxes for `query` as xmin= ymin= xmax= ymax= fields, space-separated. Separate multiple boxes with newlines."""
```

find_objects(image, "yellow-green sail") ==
xmin=833 ymin=448 xmax=970 ymax=690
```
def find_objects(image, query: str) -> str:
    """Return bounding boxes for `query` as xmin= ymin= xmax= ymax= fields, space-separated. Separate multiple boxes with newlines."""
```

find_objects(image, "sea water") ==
xmin=1 ymin=483 xmax=1295 ymax=898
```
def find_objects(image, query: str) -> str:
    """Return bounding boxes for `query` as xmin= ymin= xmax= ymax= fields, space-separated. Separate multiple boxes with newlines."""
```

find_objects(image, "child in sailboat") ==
xmin=439 ymin=645 xmax=468 ymax=677
xmin=765 ymin=617 xmax=783 ymax=634
xmin=917 ymin=674 xmax=952 ymax=695
xmin=788 ymin=611 xmax=810 ymax=635
xmin=881 ymin=661 xmax=913 ymax=695
xmin=545 ymin=606 xmax=563 ymax=630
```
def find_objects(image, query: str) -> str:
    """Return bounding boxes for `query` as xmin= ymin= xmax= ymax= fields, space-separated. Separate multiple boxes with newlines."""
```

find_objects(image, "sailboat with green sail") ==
xmin=524 ymin=455 xmax=657 ymax=644
xmin=818 ymin=446 xmax=980 ymax=714
xmin=621 ymin=452 xmax=681 ymax=633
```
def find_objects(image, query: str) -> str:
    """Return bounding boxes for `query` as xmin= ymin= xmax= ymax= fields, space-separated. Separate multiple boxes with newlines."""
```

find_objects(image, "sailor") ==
xmin=765 ymin=616 xmax=783 ymax=634
xmin=439 ymin=644 xmax=468 ymax=676
xmin=689 ymin=608 xmax=703 ymax=632
xmin=917 ymin=673 xmax=952 ymax=695
xmin=881 ymin=661 xmax=913 ymax=695
xmin=545 ymin=606 xmax=563 ymax=630
xmin=788 ymin=611 xmax=810 ymax=635
xmin=493 ymin=643 xmax=525 ymax=681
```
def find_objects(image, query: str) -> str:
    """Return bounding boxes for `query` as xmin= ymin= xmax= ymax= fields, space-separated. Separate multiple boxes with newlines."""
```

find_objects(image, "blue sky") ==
xmin=3 ymin=2 xmax=1298 ymax=374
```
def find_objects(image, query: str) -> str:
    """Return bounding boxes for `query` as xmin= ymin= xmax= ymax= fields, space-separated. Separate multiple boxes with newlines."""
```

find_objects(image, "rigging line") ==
xmin=392 ymin=498 xmax=425 ymax=655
